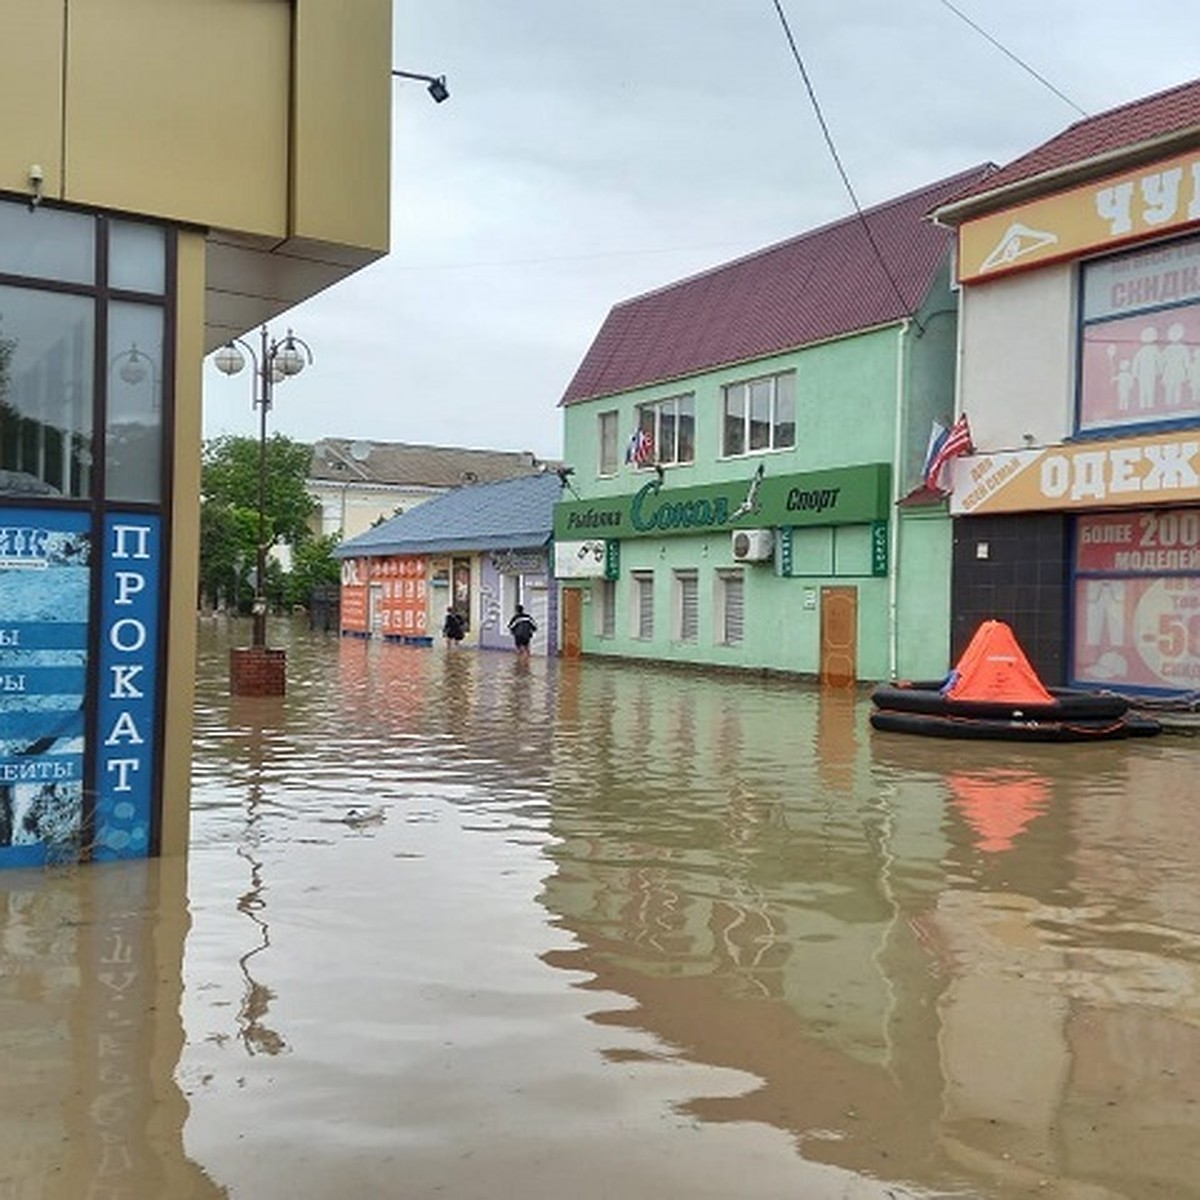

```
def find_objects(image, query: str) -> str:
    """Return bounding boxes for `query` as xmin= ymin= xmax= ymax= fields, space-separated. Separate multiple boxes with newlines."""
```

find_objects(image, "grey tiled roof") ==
xmin=310 ymin=438 xmax=548 ymax=487
xmin=335 ymin=471 xmax=564 ymax=558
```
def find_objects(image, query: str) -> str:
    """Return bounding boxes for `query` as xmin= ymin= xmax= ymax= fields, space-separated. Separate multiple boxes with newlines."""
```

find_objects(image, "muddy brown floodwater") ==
xmin=2 ymin=617 xmax=1200 ymax=1199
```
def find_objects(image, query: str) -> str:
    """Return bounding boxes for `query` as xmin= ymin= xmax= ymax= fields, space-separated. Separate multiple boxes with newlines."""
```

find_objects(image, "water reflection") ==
xmin=8 ymin=617 xmax=1200 ymax=1199
xmin=0 ymin=857 xmax=226 ymax=1199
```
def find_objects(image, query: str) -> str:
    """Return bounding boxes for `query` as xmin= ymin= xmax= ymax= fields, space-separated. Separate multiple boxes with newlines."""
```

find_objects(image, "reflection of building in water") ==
xmin=0 ymin=859 xmax=227 ymax=1197
xmin=544 ymin=662 xmax=1200 ymax=1192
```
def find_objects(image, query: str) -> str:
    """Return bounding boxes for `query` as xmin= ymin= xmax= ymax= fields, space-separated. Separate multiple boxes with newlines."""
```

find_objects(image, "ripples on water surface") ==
xmin=2 ymin=617 xmax=1199 ymax=1199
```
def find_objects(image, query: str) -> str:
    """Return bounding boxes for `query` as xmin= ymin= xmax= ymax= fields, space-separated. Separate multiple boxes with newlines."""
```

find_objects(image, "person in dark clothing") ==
xmin=442 ymin=607 xmax=465 ymax=645
xmin=507 ymin=604 xmax=537 ymax=657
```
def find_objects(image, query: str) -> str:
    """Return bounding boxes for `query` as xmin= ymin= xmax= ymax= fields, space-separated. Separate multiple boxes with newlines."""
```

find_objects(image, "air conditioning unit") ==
xmin=731 ymin=528 xmax=774 ymax=562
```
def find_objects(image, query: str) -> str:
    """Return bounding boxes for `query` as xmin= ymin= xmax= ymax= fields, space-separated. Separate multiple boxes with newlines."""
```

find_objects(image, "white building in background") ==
xmin=308 ymin=438 xmax=551 ymax=540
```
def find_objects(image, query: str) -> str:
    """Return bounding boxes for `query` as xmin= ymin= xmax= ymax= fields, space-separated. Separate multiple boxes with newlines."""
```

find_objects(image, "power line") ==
xmin=769 ymin=0 xmax=922 ymax=328
xmin=935 ymin=0 xmax=1088 ymax=118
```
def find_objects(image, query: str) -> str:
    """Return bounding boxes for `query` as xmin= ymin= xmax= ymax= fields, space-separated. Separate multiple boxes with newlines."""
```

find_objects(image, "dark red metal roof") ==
xmin=941 ymin=78 xmax=1200 ymax=214
xmin=560 ymin=166 xmax=993 ymax=406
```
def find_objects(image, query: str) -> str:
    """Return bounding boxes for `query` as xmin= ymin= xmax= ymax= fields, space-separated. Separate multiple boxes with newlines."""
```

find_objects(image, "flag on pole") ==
xmin=625 ymin=426 xmax=655 ymax=467
xmin=924 ymin=413 xmax=973 ymax=493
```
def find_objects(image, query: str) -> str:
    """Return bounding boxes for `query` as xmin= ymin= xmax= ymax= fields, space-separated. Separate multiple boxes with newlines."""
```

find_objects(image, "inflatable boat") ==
xmin=869 ymin=707 xmax=1161 ymax=741
xmin=870 ymin=620 xmax=1161 ymax=742
xmin=870 ymin=682 xmax=1130 ymax=722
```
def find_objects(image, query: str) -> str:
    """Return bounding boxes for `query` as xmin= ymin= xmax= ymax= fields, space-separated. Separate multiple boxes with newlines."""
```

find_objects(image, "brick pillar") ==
xmin=230 ymin=647 xmax=287 ymax=696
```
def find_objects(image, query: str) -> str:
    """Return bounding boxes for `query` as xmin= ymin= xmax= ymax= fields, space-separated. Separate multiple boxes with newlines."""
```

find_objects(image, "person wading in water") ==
xmin=506 ymin=604 xmax=537 ymax=658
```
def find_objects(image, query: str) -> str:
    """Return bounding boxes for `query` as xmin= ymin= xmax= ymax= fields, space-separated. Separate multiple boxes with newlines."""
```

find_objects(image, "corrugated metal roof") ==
xmin=335 ymin=471 xmax=563 ymax=558
xmin=310 ymin=438 xmax=546 ymax=487
xmin=560 ymin=165 xmax=992 ymax=406
xmin=939 ymin=78 xmax=1200 ymax=215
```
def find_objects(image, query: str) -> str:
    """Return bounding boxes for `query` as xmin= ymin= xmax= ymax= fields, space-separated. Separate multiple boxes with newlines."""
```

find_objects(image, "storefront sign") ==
xmin=0 ymin=510 xmax=89 ymax=867
xmin=95 ymin=516 xmax=160 ymax=860
xmin=957 ymin=148 xmax=1200 ymax=283
xmin=555 ymin=540 xmax=608 ymax=579
xmin=870 ymin=520 xmax=889 ymax=576
xmin=1075 ymin=576 xmax=1200 ymax=689
xmin=1077 ymin=509 xmax=1200 ymax=573
xmin=375 ymin=556 xmax=427 ymax=636
xmin=553 ymin=464 xmax=890 ymax=542
xmin=950 ymin=431 xmax=1200 ymax=515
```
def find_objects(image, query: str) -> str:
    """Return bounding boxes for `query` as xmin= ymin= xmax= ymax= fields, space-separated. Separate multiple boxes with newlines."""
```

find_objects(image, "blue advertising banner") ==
xmin=94 ymin=515 xmax=160 ymax=860
xmin=0 ymin=509 xmax=90 ymax=866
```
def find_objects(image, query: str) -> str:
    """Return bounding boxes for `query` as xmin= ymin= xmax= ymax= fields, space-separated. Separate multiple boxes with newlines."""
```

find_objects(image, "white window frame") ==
xmin=635 ymin=393 xmax=695 ymax=466
xmin=716 ymin=569 xmax=745 ymax=646
xmin=631 ymin=570 xmax=655 ymax=640
xmin=598 ymin=409 xmax=619 ymax=476
xmin=596 ymin=578 xmax=616 ymax=638
xmin=722 ymin=371 xmax=796 ymax=457
xmin=674 ymin=570 xmax=699 ymax=643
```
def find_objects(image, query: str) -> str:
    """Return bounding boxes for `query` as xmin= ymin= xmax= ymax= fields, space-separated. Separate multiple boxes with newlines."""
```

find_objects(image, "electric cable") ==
xmin=934 ymin=0 xmax=1088 ymax=118
xmin=769 ymin=0 xmax=924 ymax=329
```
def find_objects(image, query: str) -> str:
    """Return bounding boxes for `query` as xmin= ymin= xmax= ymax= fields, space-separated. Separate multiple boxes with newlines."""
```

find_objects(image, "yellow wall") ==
xmin=294 ymin=0 xmax=392 ymax=252
xmin=0 ymin=0 xmax=391 ymax=333
xmin=160 ymin=230 xmax=207 ymax=858
xmin=0 ymin=8 xmax=64 ymax=200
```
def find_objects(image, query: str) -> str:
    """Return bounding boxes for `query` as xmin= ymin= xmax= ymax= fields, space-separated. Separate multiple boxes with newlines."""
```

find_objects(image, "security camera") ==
xmin=28 ymin=164 xmax=43 ymax=184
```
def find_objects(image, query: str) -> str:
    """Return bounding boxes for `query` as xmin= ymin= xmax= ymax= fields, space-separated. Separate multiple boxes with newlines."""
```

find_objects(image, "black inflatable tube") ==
xmin=871 ymin=684 xmax=1129 ymax=722
xmin=869 ymin=708 xmax=1160 ymax=742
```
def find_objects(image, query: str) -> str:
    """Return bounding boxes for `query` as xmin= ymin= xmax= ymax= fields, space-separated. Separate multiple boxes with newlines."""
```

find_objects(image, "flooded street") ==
xmin=3 ymin=620 xmax=1200 ymax=1199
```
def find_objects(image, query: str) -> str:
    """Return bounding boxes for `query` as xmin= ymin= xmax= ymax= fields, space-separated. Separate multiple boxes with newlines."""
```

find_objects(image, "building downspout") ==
xmin=887 ymin=320 xmax=910 ymax=681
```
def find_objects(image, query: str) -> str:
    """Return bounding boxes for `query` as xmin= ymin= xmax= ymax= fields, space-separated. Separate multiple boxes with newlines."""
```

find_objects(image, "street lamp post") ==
xmin=213 ymin=327 xmax=313 ymax=688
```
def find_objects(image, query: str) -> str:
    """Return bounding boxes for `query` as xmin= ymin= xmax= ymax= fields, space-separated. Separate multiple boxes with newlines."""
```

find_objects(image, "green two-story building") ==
xmin=554 ymin=167 xmax=991 ymax=683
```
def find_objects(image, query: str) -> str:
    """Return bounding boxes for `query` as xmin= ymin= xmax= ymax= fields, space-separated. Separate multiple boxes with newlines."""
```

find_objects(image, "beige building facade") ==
xmin=0 ymin=0 xmax=393 ymax=865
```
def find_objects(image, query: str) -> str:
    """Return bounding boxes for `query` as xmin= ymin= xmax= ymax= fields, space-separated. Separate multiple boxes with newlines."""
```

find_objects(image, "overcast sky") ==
xmin=201 ymin=0 xmax=1200 ymax=463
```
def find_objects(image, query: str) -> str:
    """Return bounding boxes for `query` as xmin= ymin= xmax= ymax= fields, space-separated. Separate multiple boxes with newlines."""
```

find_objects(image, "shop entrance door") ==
xmin=561 ymin=588 xmax=582 ymax=658
xmin=819 ymin=586 xmax=857 ymax=687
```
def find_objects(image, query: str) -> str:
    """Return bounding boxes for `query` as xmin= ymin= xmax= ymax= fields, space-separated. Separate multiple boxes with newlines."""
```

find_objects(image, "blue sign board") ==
xmin=94 ymin=515 xmax=161 ymax=860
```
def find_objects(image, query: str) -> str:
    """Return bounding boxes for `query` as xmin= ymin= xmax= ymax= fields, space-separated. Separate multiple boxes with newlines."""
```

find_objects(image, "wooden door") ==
xmin=819 ymin=586 xmax=857 ymax=687
xmin=561 ymin=587 xmax=583 ymax=659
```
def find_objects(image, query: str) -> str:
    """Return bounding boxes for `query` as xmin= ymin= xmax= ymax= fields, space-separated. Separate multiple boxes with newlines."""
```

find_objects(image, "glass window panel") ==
xmin=677 ymin=571 xmax=698 ymax=642
xmin=775 ymin=372 xmax=796 ymax=447
xmin=677 ymin=394 xmax=695 ymax=463
xmin=634 ymin=573 xmax=654 ymax=639
xmin=0 ymin=286 xmax=94 ymax=499
xmin=749 ymin=378 xmax=772 ymax=450
xmin=721 ymin=573 xmax=744 ymax=645
xmin=723 ymin=385 xmax=745 ymax=456
xmin=0 ymin=201 xmax=94 ymax=284
xmin=599 ymin=410 xmax=618 ymax=475
xmin=106 ymin=302 xmax=163 ymax=503
xmin=599 ymin=579 xmax=616 ymax=638
xmin=659 ymin=401 xmax=677 ymax=464
xmin=110 ymin=220 xmax=166 ymax=295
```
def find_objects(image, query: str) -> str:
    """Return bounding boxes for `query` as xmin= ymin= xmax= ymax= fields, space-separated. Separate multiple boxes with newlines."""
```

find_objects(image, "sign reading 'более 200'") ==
xmin=552 ymin=464 xmax=891 ymax=541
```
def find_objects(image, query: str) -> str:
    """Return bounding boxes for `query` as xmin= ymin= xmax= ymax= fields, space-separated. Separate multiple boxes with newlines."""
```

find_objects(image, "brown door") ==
xmin=561 ymin=587 xmax=583 ymax=659
xmin=819 ymin=586 xmax=857 ymax=687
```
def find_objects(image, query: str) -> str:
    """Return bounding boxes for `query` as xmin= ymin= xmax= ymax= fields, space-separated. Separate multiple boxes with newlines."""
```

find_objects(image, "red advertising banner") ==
xmin=1074 ymin=575 xmax=1200 ymax=688
xmin=372 ymin=556 xmax=428 ymax=636
xmin=1076 ymin=510 xmax=1200 ymax=573
xmin=340 ymin=557 xmax=368 ymax=633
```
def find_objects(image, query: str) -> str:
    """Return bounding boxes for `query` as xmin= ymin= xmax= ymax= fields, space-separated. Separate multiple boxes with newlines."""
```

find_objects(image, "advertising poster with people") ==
xmin=1074 ymin=509 xmax=1200 ymax=689
xmin=1080 ymin=236 xmax=1200 ymax=431
xmin=0 ymin=509 xmax=90 ymax=865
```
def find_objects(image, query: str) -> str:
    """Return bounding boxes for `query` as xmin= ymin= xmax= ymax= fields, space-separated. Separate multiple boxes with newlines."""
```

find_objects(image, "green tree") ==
xmin=284 ymin=532 xmax=342 ymax=609
xmin=199 ymin=433 xmax=316 ymax=611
